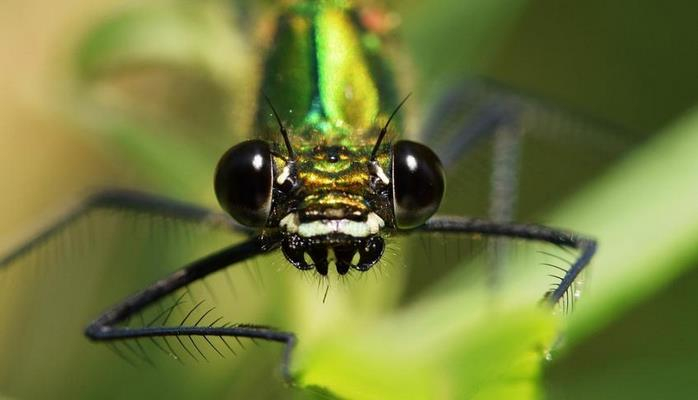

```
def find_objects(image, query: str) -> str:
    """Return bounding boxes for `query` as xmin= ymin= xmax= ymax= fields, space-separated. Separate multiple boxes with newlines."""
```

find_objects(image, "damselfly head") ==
xmin=214 ymin=137 xmax=445 ymax=277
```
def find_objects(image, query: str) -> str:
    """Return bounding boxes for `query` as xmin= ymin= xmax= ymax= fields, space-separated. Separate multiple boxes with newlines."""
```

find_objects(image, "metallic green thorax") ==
xmin=256 ymin=1 xmax=399 ymax=148
xmin=256 ymin=0 xmax=400 ymax=239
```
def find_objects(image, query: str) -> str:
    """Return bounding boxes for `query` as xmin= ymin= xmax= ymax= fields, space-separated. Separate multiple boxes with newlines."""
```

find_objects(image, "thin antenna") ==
xmin=263 ymin=94 xmax=295 ymax=160
xmin=370 ymin=93 xmax=412 ymax=160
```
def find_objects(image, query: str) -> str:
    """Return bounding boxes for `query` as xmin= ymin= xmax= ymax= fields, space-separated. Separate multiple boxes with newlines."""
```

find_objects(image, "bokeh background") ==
xmin=0 ymin=0 xmax=697 ymax=399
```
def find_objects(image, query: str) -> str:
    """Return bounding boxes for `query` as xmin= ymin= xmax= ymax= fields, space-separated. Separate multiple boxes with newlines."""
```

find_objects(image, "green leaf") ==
xmin=545 ymin=259 xmax=698 ymax=399
xmin=551 ymin=107 xmax=698 ymax=344
xmin=296 ymin=295 xmax=555 ymax=400
xmin=293 ymin=107 xmax=698 ymax=399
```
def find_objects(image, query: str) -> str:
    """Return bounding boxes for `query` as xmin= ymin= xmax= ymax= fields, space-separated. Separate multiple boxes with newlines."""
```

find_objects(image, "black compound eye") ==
xmin=214 ymin=140 xmax=273 ymax=227
xmin=391 ymin=140 xmax=445 ymax=229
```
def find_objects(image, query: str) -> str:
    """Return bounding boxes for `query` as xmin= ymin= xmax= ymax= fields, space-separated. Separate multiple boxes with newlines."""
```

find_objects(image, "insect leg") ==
xmin=420 ymin=80 xmax=521 ymax=168
xmin=84 ymin=235 xmax=298 ymax=383
xmin=417 ymin=216 xmax=596 ymax=305
xmin=420 ymin=80 xmax=527 ymax=289
xmin=489 ymin=123 xmax=522 ymax=224
xmin=0 ymin=188 xmax=251 ymax=269
xmin=487 ymin=122 xmax=523 ymax=289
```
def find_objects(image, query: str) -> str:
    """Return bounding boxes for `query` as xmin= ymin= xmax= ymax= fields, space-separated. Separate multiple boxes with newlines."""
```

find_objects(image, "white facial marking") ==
xmin=283 ymin=211 xmax=385 ymax=238
xmin=279 ymin=213 xmax=299 ymax=233
xmin=276 ymin=165 xmax=291 ymax=185
xmin=366 ymin=212 xmax=385 ymax=234
xmin=374 ymin=165 xmax=390 ymax=185
xmin=299 ymin=220 xmax=340 ymax=237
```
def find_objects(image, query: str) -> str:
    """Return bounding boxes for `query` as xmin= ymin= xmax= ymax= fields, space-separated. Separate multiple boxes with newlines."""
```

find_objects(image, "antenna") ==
xmin=370 ymin=93 xmax=411 ymax=160
xmin=264 ymin=94 xmax=295 ymax=160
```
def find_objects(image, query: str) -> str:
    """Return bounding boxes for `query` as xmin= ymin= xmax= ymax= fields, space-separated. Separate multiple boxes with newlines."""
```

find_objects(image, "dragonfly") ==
xmin=0 ymin=0 xmax=612 ymax=390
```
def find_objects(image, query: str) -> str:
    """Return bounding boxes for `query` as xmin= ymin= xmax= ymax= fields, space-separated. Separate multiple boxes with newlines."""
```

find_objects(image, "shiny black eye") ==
xmin=214 ymin=140 xmax=273 ymax=227
xmin=391 ymin=140 xmax=445 ymax=229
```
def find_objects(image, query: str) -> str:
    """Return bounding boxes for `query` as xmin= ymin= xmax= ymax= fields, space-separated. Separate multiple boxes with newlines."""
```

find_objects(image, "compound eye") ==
xmin=391 ymin=140 xmax=445 ymax=229
xmin=214 ymin=140 xmax=273 ymax=227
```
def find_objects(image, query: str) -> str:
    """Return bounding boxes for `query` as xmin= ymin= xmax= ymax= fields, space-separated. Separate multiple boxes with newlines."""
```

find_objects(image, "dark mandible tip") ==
xmin=263 ymin=94 xmax=295 ymax=160
xmin=370 ymin=93 xmax=412 ymax=161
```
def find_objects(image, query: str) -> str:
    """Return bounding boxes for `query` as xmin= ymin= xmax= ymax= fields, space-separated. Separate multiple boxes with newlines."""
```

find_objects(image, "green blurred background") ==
xmin=0 ymin=0 xmax=697 ymax=399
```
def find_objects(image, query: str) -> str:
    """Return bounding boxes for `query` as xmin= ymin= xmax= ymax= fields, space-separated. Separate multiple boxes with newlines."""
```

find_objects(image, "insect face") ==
xmin=215 ymin=138 xmax=446 ymax=276
xmin=273 ymin=143 xmax=392 ymax=276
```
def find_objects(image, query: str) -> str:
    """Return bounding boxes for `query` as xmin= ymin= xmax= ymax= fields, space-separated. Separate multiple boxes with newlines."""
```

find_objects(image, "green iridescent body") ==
xmin=257 ymin=1 xmax=399 ymax=227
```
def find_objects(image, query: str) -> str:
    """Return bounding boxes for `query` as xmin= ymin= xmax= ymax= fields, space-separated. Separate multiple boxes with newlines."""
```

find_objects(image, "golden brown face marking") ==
xmin=271 ymin=144 xmax=392 ymax=275
xmin=289 ymin=146 xmax=387 ymax=223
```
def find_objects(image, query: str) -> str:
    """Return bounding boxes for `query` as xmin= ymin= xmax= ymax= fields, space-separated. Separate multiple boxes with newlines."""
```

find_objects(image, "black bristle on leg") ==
xmin=416 ymin=216 xmax=596 ymax=307
xmin=83 ymin=235 xmax=298 ymax=384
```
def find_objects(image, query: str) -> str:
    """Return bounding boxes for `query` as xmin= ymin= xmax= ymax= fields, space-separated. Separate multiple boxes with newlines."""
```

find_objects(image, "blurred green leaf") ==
xmin=551 ymin=107 xmax=698 ymax=344
xmin=297 ymin=294 xmax=555 ymax=400
xmin=293 ymin=107 xmax=698 ymax=398
xmin=545 ymin=256 xmax=698 ymax=399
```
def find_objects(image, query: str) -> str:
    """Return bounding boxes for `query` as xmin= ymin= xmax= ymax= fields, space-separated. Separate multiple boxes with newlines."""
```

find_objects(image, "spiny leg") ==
xmin=84 ymin=235 xmax=298 ymax=384
xmin=417 ymin=215 xmax=596 ymax=305
xmin=489 ymin=123 xmax=523 ymax=226
xmin=0 ymin=188 xmax=251 ymax=268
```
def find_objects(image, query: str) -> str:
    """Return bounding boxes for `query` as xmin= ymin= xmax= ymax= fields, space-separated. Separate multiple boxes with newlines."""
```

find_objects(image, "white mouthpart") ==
xmin=279 ymin=212 xmax=385 ymax=238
